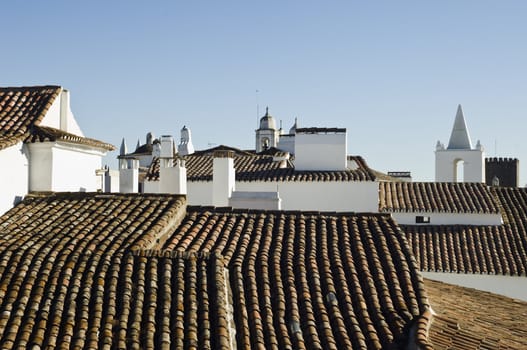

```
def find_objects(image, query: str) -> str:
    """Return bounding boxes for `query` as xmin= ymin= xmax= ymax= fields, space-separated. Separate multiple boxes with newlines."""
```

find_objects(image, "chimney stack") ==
xmin=119 ymin=158 xmax=139 ymax=193
xmin=158 ymin=135 xmax=187 ymax=194
xmin=212 ymin=150 xmax=235 ymax=207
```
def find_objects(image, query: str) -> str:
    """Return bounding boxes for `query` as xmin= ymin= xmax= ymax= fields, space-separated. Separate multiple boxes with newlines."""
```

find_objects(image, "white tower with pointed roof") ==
xmin=435 ymin=105 xmax=485 ymax=182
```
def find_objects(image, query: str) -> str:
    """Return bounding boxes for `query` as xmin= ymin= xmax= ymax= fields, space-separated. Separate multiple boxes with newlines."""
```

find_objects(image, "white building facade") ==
xmin=0 ymin=85 xmax=115 ymax=214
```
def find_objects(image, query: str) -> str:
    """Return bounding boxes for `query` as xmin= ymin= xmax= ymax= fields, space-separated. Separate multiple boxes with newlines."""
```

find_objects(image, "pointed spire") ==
xmin=447 ymin=104 xmax=472 ymax=150
xmin=120 ymin=138 xmax=127 ymax=156
xmin=135 ymin=139 xmax=140 ymax=151
xmin=265 ymin=106 xmax=269 ymax=116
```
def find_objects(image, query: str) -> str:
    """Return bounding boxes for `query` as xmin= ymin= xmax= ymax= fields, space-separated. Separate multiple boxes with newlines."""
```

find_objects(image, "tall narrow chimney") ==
xmin=212 ymin=150 xmax=235 ymax=207
xmin=60 ymin=89 xmax=70 ymax=131
xmin=119 ymin=158 xmax=139 ymax=193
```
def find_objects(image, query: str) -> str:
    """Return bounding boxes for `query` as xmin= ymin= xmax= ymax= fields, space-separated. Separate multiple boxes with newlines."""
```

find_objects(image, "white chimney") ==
xmin=160 ymin=135 xmax=174 ymax=159
xmin=119 ymin=158 xmax=139 ymax=193
xmin=160 ymin=158 xmax=187 ymax=195
xmin=294 ymin=128 xmax=347 ymax=171
xmin=212 ymin=150 xmax=235 ymax=207
xmin=60 ymin=89 xmax=70 ymax=131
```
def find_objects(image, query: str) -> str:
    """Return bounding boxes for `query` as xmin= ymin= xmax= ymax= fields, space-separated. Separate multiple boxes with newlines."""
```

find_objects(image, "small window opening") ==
xmin=416 ymin=216 xmax=430 ymax=224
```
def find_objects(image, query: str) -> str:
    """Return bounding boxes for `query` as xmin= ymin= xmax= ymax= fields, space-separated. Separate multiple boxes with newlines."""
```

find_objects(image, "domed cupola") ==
xmin=259 ymin=107 xmax=277 ymax=130
xmin=255 ymin=106 xmax=281 ymax=153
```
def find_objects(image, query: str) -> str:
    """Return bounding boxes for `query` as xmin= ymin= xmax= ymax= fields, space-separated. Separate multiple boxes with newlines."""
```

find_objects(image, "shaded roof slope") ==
xmin=379 ymin=182 xmax=500 ymax=214
xmin=146 ymin=146 xmax=378 ymax=182
xmin=425 ymin=278 xmax=527 ymax=349
xmin=401 ymin=187 xmax=527 ymax=275
xmin=160 ymin=207 xmax=431 ymax=349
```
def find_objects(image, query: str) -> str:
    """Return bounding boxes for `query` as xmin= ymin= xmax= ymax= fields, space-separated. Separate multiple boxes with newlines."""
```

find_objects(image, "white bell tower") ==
xmin=255 ymin=107 xmax=280 ymax=153
xmin=435 ymin=105 xmax=485 ymax=182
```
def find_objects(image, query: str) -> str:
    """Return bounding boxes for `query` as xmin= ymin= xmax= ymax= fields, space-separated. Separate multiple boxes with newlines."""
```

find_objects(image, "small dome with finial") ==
xmin=259 ymin=107 xmax=277 ymax=130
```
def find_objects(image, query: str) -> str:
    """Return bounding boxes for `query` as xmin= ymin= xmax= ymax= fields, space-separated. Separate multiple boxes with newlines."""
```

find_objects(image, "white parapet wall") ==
xmin=186 ymin=180 xmax=379 ymax=211
xmin=28 ymin=142 xmax=105 ymax=192
xmin=391 ymin=211 xmax=503 ymax=226
xmin=0 ymin=142 xmax=29 ymax=214
xmin=422 ymin=271 xmax=527 ymax=302
xmin=230 ymin=191 xmax=281 ymax=210
xmin=294 ymin=128 xmax=347 ymax=171
xmin=236 ymin=180 xmax=379 ymax=212
xmin=143 ymin=179 xmax=160 ymax=194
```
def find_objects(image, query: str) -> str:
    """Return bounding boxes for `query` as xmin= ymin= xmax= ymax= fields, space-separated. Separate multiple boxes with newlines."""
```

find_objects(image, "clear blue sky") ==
xmin=2 ymin=1 xmax=527 ymax=183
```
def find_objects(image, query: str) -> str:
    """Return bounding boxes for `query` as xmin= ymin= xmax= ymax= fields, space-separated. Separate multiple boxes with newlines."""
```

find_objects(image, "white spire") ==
xmin=447 ymin=104 xmax=472 ymax=150
xmin=120 ymin=138 xmax=127 ymax=156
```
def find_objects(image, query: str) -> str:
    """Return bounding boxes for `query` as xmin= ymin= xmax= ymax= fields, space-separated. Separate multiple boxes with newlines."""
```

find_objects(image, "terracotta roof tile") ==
xmin=26 ymin=125 xmax=115 ymax=151
xmin=402 ymin=187 xmax=527 ymax=275
xmin=161 ymin=208 xmax=431 ymax=349
xmin=0 ymin=85 xmax=61 ymax=134
xmin=146 ymin=147 xmax=378 ymax=182
xmin=0 ymin=193 xmax=434 ymax=349
xmin=0 ymin=133 xmax=26 ymax=151
xmin=0 ymin=86 xmax=114 ymax=152
xmin=425 ymin=278 xmax=527 ymax=349
xmin=379 ymin=182 xmax=500 ymax=214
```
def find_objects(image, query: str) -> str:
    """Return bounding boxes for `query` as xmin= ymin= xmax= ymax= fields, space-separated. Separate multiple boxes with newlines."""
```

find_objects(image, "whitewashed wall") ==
xmin=435 ymin=149 xmax=485 ymax=182
xmin=230 ymin=191 xmax=281 ymax=210
xmin=40 ymin=89 xmax=84 ymax=136
xmin=295 ymin=132 xmax=347 ymax=171
xmin=236 ymin=181 xmax=379 ymax=212
xmin=52 ymin=145 xmax=103 ymax=191
xmin=29 ymin=142 xmax=104 ymax=192
xmin=0 ymin=143 xmax=29 ymax=214
xmin=186 ymin=180 xmax=378 ymax=211
xmin=187 ymin=182 xmax=213 ymax=206
xmin=391 ymin=212 xmax=503 ymax=225
xmin=144 ymin=179 xmax=160 ymax=193
xmin=422 ymin=271 xmax=527 ymax=302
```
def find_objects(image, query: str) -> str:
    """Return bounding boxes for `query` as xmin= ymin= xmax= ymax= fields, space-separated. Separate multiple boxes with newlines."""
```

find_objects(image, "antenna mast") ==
xmin=256 ymin=89 xmax=260 ymax=128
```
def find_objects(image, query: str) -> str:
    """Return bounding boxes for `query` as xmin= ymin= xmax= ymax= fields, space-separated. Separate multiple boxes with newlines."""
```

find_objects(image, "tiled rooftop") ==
xmin=26 ymin=125 xmax=115 ymax=151
xmin=0 ymin=133 xmax=26 ymax=151
xmin=160 ymin=207 xmax=431 ymax=349
xmin=425 ymin=278 xmax=527 ymax=349
xmin=146 ymin=145 xmax=378 ymax=182
xmin=379 ymin=182 xmax=500 ymax=214
xmin=0 ymin=85 xmax=114 ymax=151
xmin=0 ymin=85 xmax=61 ymax=134
xmin=0 ymin=193 xmax=432 ymax=349
xmin=402 ymin=187 xmax=527 ymax=275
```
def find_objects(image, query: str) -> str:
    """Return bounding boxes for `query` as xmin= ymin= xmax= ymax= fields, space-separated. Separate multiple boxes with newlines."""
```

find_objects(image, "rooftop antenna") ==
xmin=495 ymin=139 xmax=497 ymax=156
xmin=256 ymin=89 xmax=260 ymax=128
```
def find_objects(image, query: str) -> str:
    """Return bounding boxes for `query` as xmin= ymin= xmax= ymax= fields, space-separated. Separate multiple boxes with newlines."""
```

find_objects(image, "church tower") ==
xmin=435 ymin=105 xmax=485 ymax=182
xmin=255 ymin=107 xmax=280 ymax=152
